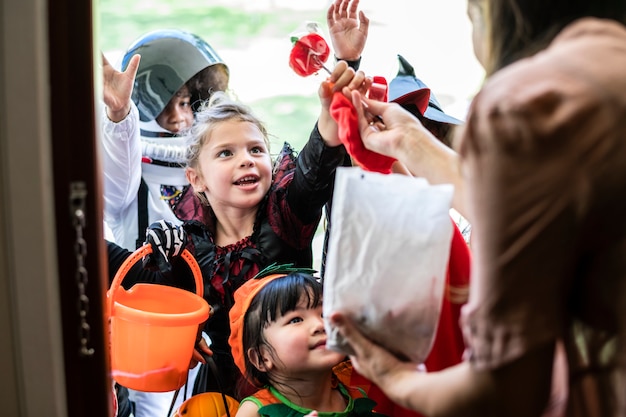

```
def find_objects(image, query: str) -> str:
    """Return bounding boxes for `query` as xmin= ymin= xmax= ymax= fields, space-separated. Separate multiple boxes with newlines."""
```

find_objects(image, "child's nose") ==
xmin=239 ymin=152 xmax=255 ymax=167
xmin=312 ymin=316 xmax=325 ymax=334
xmin=169 ymin=105 xmax=187 ymax=122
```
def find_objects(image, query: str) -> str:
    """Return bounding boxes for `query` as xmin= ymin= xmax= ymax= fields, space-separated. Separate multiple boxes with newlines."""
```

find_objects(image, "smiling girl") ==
xmin=228 ymin=269 xmax=387 ymax=417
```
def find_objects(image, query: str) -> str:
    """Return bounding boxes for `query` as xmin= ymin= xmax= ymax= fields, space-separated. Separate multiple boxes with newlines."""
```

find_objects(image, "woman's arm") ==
xmin=329 ymin=312 xmax=555 ymax=417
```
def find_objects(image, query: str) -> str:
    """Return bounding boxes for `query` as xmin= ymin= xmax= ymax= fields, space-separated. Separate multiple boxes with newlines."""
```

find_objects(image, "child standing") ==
xmin=228 ymin=268 xmax=387 ymax=417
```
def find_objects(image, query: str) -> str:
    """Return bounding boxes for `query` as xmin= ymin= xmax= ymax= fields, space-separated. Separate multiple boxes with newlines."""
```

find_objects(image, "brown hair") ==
xmin=187 ymin=64 xmax=230 ymax=113
xmin=472 ymin=0 xmax=626 ymax=75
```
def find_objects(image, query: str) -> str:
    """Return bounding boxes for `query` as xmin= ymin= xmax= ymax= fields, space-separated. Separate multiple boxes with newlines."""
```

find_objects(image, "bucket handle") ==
xmin=107 ymin=244 xmax=204 ymax=317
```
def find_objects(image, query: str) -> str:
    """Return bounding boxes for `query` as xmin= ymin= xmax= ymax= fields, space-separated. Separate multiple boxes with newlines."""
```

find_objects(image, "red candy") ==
xmin=289 ymin=32 xmax=330 ymax=77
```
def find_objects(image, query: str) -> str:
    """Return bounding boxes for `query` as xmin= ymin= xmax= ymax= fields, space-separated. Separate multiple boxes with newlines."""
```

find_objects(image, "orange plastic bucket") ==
xmin=107 ymin=244 xmax=210 ymax=392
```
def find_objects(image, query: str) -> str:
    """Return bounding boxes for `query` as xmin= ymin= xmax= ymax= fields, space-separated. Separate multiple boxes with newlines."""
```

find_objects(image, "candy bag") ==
xmin=323 ymin=167 xmax=454 ymax=363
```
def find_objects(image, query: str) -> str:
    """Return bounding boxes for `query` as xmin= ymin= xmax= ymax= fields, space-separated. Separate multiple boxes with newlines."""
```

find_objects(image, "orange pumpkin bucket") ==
xmin=174 ymin=392 xmax=240 ymax=417
xmin=107 ymin=244 xmax=210 ymax=392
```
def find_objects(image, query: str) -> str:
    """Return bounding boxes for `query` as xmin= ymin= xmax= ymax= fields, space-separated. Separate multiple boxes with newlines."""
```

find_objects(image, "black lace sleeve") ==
xmin=286 ymin=123 xmax=346 ymax=223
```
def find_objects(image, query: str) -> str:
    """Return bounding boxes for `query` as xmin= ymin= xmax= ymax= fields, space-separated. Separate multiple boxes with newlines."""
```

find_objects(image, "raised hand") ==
xmin=102 ymin=52 xmax=140 ymax=122
xmin=142 ymin=220 xmax=187 ymax=276
xmin=327 ymin=0 xmax=369 ymax=61
xmin=318 ymin=61 xmax=371 ymax=147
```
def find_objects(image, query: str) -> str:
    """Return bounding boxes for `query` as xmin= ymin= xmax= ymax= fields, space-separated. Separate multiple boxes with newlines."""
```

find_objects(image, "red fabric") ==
xmin=337 ymin=220 xmax=471 ymax=417
xmin=390 ymin=221 xmax=471 ymax=417
xmin=423 ymin=221 xmax=470 ymax=371
xmin=330 ymin=92 xmax=396 ymax=174
xmin=367 ymin=76 xmax=388 ymax=102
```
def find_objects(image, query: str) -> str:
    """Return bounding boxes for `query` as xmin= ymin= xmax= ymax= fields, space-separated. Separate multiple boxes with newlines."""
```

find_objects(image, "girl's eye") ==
xmin=250 ymin=146 xmax=264 ymax=154
xmin=218 ymin=150 xmax=232 ymax=158
xmin=288 ymin=317 xmax=303 ymax=325
xmin=181 ymin=100 xmax=191 ymax=108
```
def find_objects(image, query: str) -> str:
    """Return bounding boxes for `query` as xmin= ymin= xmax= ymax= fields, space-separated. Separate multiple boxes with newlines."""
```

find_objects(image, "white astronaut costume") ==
xmin=102 ymin=105 xmax=189 ymax=251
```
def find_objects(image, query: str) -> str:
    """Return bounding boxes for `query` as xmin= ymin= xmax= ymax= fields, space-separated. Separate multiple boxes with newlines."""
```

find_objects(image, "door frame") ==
xmin=0 ymin=0 xmax=112 ymax=415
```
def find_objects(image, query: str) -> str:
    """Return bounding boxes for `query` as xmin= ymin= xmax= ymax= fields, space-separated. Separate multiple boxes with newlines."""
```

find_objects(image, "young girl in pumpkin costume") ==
xmin=228 ymin=266 xmax=388 ymax=417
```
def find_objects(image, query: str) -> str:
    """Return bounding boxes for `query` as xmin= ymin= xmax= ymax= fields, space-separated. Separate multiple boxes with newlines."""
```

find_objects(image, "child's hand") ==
xmin=190 ymin=334 xmax=213 ymax=369
xmin=142 ymin=220 xmax=187 ymax=278
xmin=318 ymin=61 xmax=371 ymax=147
xmin=319 ymin=61 xmax=371 ymax=108
xmin=327 ymin=0 xmax=369 ymax=61
xmin=102 ymin=52 xmax=140 ymax=122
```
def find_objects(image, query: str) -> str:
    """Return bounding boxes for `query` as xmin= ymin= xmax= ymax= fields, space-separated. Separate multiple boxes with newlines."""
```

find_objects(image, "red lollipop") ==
xmin=289 ymin=32 xmax=331 ymax=77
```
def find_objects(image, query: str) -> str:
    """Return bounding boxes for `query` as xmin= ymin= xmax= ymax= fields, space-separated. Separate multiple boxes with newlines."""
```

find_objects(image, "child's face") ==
xmin=260 ymin=296 xmax=345 ymax=375
xmin=187 ymin=119 xmax=272 ymax=212
xmin=156 ymin=85 xmax=193 ymax=134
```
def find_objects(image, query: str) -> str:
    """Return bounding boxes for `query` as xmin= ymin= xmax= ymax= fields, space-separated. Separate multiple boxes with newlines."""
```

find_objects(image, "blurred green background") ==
xmin=98 ymin=0 xmax=328 ymax=153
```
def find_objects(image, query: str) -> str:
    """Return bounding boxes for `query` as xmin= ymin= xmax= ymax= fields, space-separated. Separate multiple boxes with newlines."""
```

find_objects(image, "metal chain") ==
xmin=70 ymin=182 xmax=94 ymax=357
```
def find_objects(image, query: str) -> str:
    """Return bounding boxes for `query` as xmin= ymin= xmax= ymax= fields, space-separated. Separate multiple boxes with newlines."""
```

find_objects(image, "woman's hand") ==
xmin=329 ymin=311 xmax=418 ymax=388
xmin=349 ymin=90 xmax=468 ymax=217
xmin=347 ymin=90 xmax=425 ymax=160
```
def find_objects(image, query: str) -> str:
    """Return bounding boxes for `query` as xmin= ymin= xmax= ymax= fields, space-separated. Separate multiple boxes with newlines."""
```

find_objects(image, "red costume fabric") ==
xmin=367 ymin=76 xmax=389 ymax=102
xmin=330 ymin=92 xmax=396 ymax=174
xmin=329 ymin=84 xmax=429 ymax=175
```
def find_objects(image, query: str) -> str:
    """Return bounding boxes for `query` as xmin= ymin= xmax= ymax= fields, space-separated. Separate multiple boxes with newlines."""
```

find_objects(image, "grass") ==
xmin=98 ymin=3 xmax=325 ymax=51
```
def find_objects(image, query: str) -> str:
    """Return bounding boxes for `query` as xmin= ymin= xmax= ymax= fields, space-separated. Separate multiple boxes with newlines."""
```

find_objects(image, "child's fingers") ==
xmin=329 ymin=60 xmax=349 ymax=85
xmin=332 ymin=67 xmax=363 ymax=92
xmin=190 ymin=349 xmax=204 ymax=367
xmin=351 ymin=73 xmax=371 ymax=95
xmin=347 ymin=0 xmax=358 ymax=18
xmin=102 ymin=52 xmax=110 ymax=68
xmin=359 ymin=10 xmax=370 ymax=28
xmin=125 ymin=54 xmax=141 ymax=77
xmin=345 ymin=70 xmax=366 ymax=91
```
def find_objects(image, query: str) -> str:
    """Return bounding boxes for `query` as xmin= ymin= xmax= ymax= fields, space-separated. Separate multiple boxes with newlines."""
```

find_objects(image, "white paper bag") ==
xmin=323 ymin=167 xmax=454 ymax=363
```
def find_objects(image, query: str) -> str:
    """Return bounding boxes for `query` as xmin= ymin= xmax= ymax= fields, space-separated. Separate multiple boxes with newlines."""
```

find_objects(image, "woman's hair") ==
xmin=473 ymin=0 xmax=626 ymax=75
xmin=185 ymin=91 xmax=270 ymax=204
xmin=242 ymin=273 xmax=323 ymax=388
